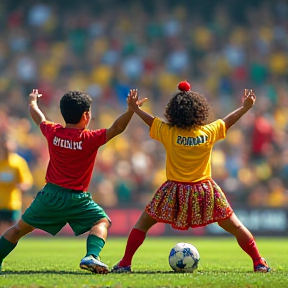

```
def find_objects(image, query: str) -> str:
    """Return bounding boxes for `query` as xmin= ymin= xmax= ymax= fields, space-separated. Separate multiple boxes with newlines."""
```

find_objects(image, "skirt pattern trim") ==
xmin=145 ymin=179 xmax=233 ymax=230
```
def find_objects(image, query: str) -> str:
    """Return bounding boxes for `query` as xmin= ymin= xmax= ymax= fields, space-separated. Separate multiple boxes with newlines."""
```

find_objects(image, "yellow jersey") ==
xmin=150 ymin=118 xmax=226 ymax=182
xmin=0 ymin=153 xmax=33 ymax=210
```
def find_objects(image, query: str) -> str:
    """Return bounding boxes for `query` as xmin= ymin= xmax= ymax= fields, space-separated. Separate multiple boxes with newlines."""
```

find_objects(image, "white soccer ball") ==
xmin=169 ymin=242 xmax=200 ymax=273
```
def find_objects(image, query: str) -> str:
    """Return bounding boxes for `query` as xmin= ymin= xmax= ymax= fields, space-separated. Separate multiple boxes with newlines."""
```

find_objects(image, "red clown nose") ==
xmin=178 ymin=81 xmax=191 ymax=92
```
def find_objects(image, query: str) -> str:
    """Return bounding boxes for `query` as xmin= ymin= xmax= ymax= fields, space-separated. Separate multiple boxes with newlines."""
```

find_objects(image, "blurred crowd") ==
xmin=0 ymin=0 xmax=288 ymax=209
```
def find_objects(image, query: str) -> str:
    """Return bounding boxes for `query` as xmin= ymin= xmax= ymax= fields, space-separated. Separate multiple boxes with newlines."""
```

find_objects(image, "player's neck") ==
xmin=65 ymin=123 xmax=86 ymax=129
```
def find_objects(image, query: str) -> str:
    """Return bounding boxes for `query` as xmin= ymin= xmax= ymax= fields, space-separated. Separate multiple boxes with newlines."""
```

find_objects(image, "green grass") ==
xmin=0 ymin=236 xmax=287 ymax=288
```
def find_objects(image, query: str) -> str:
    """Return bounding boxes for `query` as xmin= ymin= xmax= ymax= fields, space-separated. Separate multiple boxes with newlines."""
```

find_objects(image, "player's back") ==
xmin=40 ymin=121 xmax=106 ymax=191
xmin=150 ymin=118 xmax=226 ymax=182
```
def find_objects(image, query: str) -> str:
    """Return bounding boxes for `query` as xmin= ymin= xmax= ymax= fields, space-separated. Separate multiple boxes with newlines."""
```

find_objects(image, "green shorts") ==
xmin=22 ymin=183 xmax=111 ymax=236
xmin=0 ymin=209 xmax=21 ymax=222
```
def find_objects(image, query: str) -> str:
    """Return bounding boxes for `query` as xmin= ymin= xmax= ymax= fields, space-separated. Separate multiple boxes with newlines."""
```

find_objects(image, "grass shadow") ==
xmin=1 ymin=269 xmax=277 ymax=276
xmin=128 ymin=270 xmax=253 ymax=275
xmin=1 ymin=270 xmax=89 ymax=275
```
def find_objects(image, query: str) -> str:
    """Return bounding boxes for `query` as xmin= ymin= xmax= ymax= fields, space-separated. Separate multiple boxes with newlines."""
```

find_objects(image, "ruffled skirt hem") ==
xmin=145 ymin=179 xmax=233 ymax=230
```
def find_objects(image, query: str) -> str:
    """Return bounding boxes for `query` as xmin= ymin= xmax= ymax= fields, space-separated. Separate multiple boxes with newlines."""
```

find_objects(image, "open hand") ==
xmin=243 ymin=89 xmax=256 ymax=110
xmin=29 ymin=89 xmax=42 ymax=104
xmin=127 ymin=89 xmax=147 ymax=111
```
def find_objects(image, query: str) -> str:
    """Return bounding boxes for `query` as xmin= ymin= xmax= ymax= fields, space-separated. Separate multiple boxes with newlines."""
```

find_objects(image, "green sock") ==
xmin=0 ymin=236 xmax=17 ymax=265
xmin=85 ymin=235 xmax=105 ymax=259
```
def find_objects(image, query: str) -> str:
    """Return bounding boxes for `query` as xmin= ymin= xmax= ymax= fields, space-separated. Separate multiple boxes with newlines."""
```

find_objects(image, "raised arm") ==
xmin=106 ymin=89 xmax=142 ymax=142
xmin=29 ymin=89 xmax=46 ymax=126
xmin=128 ymin=90 xmax=154 ymax=128
xmin=223 ymin=89 xmax=256 ymax=131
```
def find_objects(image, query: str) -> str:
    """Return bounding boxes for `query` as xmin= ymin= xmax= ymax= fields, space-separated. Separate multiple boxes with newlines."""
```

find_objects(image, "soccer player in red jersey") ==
xmin=0 ymin=88 xmax=144 ymax=274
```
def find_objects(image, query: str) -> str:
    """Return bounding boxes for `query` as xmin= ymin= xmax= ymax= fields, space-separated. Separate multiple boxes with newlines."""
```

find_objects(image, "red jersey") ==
xmin=40 ymin=121 xmax=106 ymax=191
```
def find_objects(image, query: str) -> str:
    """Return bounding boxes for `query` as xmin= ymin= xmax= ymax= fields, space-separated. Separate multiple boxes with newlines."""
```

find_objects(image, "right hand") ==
xmin=127 ymin=89 xmax=147 ymax=111
xmin=243 ymin=89 xmax=256 ymax=110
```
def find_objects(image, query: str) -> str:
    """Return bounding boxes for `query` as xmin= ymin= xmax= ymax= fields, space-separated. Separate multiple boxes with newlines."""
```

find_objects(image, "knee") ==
xmin=14 ymin=220 xmax=34 ymax=237
xmin=13 ymin=223 xmax=25 ymax=235
xmin=95 ymin=218 xmax=110 ymax=229
xmin=134 ymin=214 xmax=157 ymax=232
xmin=233 ymin=223 xmax=244 ymax=231
xmin=218 ymin=219 xmax=243 ymax=232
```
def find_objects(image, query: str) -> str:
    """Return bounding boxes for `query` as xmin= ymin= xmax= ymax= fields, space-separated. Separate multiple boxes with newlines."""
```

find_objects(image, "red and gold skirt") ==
xmin=145 ymin=179 xmax=233 ymax=230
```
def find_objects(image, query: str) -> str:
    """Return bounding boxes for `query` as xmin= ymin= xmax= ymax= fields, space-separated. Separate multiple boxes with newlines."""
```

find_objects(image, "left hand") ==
xmin=29 ymin=89 xmax=42 ymax=104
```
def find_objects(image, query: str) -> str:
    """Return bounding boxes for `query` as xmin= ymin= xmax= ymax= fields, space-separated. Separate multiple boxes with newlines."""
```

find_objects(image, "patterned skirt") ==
xmin=145 ymin=179 xmax=233 ymax=230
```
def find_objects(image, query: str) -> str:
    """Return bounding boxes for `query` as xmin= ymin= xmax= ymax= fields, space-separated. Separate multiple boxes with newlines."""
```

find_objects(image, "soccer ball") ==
xmin=168 ymin=242 xmax=200 ymax=273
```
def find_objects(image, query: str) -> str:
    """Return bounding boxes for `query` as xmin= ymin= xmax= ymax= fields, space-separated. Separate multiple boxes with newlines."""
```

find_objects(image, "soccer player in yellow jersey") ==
xmin=112 ymin=82 xmax=270 ymax=273
xmin=0 ymin=133 xmax=33 ymax=235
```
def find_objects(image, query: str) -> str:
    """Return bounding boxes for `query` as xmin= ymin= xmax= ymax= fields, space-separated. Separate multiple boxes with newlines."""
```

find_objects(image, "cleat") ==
xmin=80 ymin=255 xmax=109 ymax=274
xmin=254 ymin=257 xmax=271 ymax=273
xmin=111 ymin=261 xmax=131 ymax=273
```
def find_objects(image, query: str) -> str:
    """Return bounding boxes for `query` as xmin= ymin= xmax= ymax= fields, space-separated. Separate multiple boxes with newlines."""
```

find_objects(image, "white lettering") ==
xmin=176 ymin=135 xmax=208 ymax=146
xmin=53 ymin=136 xmax=83 ymax=150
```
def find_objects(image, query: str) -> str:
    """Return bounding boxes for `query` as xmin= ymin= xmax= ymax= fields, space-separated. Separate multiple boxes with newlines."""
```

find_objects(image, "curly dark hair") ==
xmin=164 ymin=91 xmax=210 ymax=130
xmin=60 ymin=91 xmax=92 ymax=124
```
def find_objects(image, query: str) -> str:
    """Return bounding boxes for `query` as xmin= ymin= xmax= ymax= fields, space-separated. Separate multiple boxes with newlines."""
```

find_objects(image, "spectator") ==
xmin=0 ymin=133 xmax=33 ymax=235
xmin=0 ymin=0 xmax=288 ymax=209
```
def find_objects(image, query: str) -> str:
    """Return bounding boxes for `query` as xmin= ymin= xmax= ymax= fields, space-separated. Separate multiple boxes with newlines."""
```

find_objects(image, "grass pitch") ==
xmin=0 ymin=236 xmax=287 ymax=288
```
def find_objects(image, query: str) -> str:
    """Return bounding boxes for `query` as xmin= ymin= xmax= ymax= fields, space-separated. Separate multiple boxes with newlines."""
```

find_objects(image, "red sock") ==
xmin=237 ymin=237 xmax=261 ymax=262
xmin=120 ymin=228 xmax=146 ymax=266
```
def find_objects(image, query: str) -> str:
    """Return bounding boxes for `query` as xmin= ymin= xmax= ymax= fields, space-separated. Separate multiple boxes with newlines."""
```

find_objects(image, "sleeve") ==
xmin=91 ymin=129 xmax=107 ymax=148
xmin=149 ymin=117 xmax=168 ymax=143
xmin=40 ymin=121 xmax=57 ymax=138
xmin=205 ymin=119 xmax=226 ymax=143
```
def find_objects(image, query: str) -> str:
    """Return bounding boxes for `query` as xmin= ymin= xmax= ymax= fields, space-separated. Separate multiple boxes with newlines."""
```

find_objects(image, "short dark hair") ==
xmin=60 ymin=91 xmax=92 ymax=124
xmin=164 ymin=91 xmax=210 ymax=130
